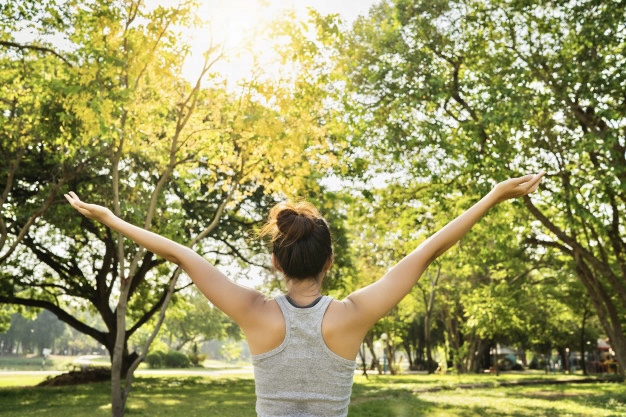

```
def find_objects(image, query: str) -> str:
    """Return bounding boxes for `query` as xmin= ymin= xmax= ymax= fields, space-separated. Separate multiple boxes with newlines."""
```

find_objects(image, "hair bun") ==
xmin=259 ymin=200 xmax=333 ymax=279
xmin=276 ymin=207 xmax=316 ymax=243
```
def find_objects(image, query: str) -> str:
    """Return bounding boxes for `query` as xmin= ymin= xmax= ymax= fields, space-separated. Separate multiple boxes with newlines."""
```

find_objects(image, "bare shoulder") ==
xmin=326 ymin=298 xmax=357 ymax=319
xmin=322 ymin=299 xmax=369 ymax=360
xmin=243 ymin=296 xmax=283 ymax=328
xmin=242 ymin=297 xmax=286 ymax=356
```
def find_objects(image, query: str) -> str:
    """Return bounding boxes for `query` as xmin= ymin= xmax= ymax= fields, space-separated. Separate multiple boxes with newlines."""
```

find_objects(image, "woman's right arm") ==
xmin=64 ymin=192 xmax=267 ymax=326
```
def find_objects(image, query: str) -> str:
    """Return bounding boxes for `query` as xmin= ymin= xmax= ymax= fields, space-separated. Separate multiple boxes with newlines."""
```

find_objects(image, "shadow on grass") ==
xmin=124 ymin=376 xmax=257 ymax=417
xmin=349 ymin=380 xmax=436 ymax=417
xmin=503 ymin=382 xmax=626 ymax=417
xmin=0 ymin=382 xmax=111 ymax=417
xmin=0 ymin=376 xmax=258 ymax=417
xmin=0 ymin=374 xmax=623 ymax=417
xmin=349 ymin=376 xmax=626 ymax=417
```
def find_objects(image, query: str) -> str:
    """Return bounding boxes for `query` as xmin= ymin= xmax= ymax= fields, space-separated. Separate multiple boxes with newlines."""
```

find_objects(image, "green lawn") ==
xmin=0 ymin=372 xmax=623 ymax=417
xmin=349 ymin=374 xmax=625 ymax=417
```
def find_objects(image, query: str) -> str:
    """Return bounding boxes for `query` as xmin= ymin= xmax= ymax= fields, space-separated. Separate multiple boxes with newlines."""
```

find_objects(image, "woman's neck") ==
xmin=285 ymin=277 xmax=322 ymax=306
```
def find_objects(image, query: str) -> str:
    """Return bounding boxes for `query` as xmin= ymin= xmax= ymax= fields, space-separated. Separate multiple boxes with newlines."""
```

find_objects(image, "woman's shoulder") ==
xmin=243 ymin=297 xmax=285 ymax=355
xmin=322 ymin=299 xmax=369 ymax=360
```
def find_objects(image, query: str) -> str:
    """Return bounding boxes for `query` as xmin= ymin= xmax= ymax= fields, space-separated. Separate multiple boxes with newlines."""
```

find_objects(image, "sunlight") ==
xmin=182 ymin=0 xmax=374 ymax=84
xmin=184 ymin=0 xmax=280 ymax=83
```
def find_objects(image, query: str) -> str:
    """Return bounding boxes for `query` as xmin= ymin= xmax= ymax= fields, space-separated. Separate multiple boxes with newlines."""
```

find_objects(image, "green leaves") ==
xmin=268 ymin=0 xmax=624 ymax=371
xmin=1 ymin=0 xmax=343 ymax=369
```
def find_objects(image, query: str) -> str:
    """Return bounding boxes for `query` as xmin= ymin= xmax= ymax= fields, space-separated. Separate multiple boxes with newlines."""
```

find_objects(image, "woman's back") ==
xmin=253 ymin=295 xmax=356 ymax=417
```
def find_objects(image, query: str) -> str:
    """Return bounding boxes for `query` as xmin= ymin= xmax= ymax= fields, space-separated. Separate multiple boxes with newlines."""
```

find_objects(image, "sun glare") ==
xmin=182 ymin=0 xmax=374 ymax=85
xmin=182 ymin=0 xmax=295 ymax=84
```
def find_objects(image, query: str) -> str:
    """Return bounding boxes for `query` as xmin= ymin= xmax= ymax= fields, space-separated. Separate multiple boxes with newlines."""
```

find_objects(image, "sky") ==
xmin=182 ymin=0 xmax=379 ymax=83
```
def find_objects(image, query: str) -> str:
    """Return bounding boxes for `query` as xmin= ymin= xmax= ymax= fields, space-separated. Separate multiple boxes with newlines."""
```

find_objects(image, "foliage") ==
xmin=144 ymin=350 xmax=164 ymax=369
xmin=219 ymin=341 xmax=243 ymax=364
xmin=144 ymin=349 xmax=191 ymax=369
xmin=0 ymin=305 xmax=14 ymax=335
xmin=273 ymin=0 xmax=626 ymax=375
xmin=162 ymin=350 xmax=191 ymax=368
xmin=0 ymin=310 xmax=65 ymax=355
xmin=187 ymin=342 xmax=206 ymax=366
xmin=344 ymin=0 xmax=626 ymax=373
xmin=159 ymin=289 xmax=241 ymax=352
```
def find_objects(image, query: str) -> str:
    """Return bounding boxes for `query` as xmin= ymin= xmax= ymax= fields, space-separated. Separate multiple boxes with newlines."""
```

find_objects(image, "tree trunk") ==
xmin=580 ymin=303 xmax=590 ymax=376
xmin=574 ymin=255 xmax=626 ymax=377
xmin=441 ymin=303 xmax=469 ymax=373
xmin=524 ymin=198 xmax=626 ymax=378
xmin=358 ymin=343 xmax=368 ymax=378
xmin=467 ymin=336 xmax=482 ymax=373
xmin=383 ymin=338 xmax=397 ymax=375
xmin=425 ymin=323 xmax=434 ymax=373
xmin=402 ymin=340 xmax=415 ymax=370
xmin=111 ymin=292 xmax=129 ymax=416
xmin=424 ymin=265 xmax=441 ymax=374
xmin=364 ymin=334 xmax=381 ymax=374
xmin=493 ymin=344 xmax=499 ymax=376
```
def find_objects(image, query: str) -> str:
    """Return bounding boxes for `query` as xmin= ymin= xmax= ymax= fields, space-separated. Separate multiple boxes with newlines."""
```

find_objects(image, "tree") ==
xmin=1 ymin=1 xmax=338 ymax=416
xmin=160 ymin=289 xmax=241 ymax=352
xmin=0 ymin=0 xmax=86 ymax=284
xmin=309 ymin=0 xmax=626 ymax=376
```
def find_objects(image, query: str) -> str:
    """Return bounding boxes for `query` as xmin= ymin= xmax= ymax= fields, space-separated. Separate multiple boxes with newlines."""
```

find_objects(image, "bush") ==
xmin=163 ymin=351 xmax=191 ymax=368
xmin=145 ymin=350 xmax=192 ymax=369
xmin=146 ymin=350 xmax=166 ymax=369
xmin=188 ymin=352 xmax=207 ymax=366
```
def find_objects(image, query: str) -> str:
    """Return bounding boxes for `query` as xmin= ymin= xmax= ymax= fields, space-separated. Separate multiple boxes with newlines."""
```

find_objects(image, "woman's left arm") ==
xmin=342 ymin=172 xmax=545 ymax=330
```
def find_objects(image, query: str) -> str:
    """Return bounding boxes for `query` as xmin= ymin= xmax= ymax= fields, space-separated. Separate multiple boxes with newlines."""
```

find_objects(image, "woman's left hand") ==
xmin=489 ymin=171 xmax=545 ymax=204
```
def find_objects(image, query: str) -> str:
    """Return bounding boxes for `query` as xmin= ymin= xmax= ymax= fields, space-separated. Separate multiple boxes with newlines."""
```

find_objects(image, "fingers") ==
xmin=496 ymin=171 xmax=544 ymax=201
xmin=527 ymin=171 xmax=545 ymax=187
xmin=515 ymin=171 xmax=545 ymax=185
xmin=512 ymin=171 xmax=544 ymax=189
xmin=64 ymin=191 xmax=86 ymax=212
xmin=513 ymin=174 xmax=536 ymax=185
xmin=520 ymin=171 xmax=545 ymax=195
xmin=64 ymin=192 xmax=78 ymax=206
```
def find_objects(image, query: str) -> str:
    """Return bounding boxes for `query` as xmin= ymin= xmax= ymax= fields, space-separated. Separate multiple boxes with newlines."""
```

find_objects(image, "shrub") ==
xmin=188 ymin=352 xmax=207 ymax=366
xmin=163 ymin=351 xmax=191 ymax=368
xmin=146 ymin=350 xmax=166 ymax=369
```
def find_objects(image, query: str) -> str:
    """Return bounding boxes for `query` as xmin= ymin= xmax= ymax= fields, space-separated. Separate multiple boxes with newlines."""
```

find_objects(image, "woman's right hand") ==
xmin=489 ymin=171 xmax=545 ymax=204
xmin=64 ymin=192 xmax=114 ymax=222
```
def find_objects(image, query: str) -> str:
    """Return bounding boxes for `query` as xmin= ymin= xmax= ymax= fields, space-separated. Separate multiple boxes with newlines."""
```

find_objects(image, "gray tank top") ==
xmin=252 ymin=295 xmax=357 ymax=417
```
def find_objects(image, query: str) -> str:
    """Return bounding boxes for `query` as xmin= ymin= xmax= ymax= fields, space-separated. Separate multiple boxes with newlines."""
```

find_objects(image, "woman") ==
xmin=65 ymin=171 xmax=544 ymax=417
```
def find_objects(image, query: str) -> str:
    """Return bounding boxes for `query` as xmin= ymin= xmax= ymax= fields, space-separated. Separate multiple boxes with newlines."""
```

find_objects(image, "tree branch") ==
xmin=0 ymin=295 xmax=107 ymax=344
xmin=0 ymin=40 xmax=73 ymax=66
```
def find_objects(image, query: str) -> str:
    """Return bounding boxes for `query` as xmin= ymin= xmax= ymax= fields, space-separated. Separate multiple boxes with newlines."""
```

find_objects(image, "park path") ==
xmin=0 ymin=366 xmax=254 ymax=378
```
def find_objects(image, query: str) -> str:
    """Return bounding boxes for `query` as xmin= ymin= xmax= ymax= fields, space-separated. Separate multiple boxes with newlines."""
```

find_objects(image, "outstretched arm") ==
xmin=64 ymin=192 xmax=266 ymax=326
xmin=343 ymin=172 xmax=545 ymax=329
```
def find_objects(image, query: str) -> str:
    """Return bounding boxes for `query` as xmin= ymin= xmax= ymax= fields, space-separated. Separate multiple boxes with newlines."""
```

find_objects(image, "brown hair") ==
xmin=259 ymin=201 xmax=333 ymax=280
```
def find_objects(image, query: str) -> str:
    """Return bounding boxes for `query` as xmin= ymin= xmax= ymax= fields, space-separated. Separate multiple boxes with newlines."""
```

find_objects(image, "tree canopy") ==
xmin=1 ymin=3 xmax=624 ymax=416
xmin=300 ymin=0 xmax=625 ymax=374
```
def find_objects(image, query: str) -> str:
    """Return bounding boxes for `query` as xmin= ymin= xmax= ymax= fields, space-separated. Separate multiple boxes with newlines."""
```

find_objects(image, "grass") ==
xmin=0 ymin=371 xmax=623 ymax=416
xmin=349 ymin=374 xmax=626 ymax=417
